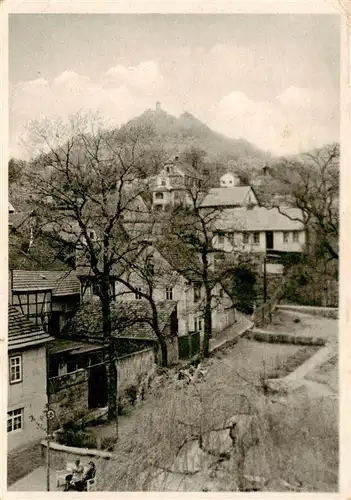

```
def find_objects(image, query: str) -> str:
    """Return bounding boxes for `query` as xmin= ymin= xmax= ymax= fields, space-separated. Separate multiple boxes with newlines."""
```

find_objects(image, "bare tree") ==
xmin=24 ymin=112 xmax=164 ymax=420
xmin=113 ymin=235 xmax=184 ymax=367
xmin=165 ymin=181 xmax=248 ymax=358
xmin=267 ymin=143 xmax=339 ymax=262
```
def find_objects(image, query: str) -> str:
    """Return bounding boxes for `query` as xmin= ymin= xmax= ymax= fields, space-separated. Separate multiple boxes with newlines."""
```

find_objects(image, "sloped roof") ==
xmin=200 ymin=186 xmax=254 ymax=208
xmin=8 ymin=202 xmax=15 ymax=213
xmin=48 ymin=338 xmax=102 ymax=356
xmin=11 ymin=270 xmax=81 ymax=296
xmin=67 ymin=299 xmax=177 ymax=341
xmin=155 ymin=239 xmax=202 ymax=281
xmin=216 ymin=207 xmax=305 ymax=232
xmin=163 ymin=158 xmax=202 ymax=179
xmin=8 ymin=306 xmax=53 ymax=350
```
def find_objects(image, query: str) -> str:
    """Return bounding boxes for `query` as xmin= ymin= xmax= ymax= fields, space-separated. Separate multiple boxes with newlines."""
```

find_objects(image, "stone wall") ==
xmin=117 ymin=348 xmax=156 ymax=393
xmin=48 ymin=369 xmax=89 ymax=426
xmin=277 ymin=304 xmax=338 ymax=319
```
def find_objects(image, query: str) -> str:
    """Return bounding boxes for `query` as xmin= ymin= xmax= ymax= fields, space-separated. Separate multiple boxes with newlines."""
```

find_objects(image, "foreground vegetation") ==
xmin=94 ymin=338 xmax=338 ymax=492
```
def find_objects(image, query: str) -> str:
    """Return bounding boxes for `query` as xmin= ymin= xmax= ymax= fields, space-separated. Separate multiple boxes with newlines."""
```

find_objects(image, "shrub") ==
xmin=125 ymin=385 xmax=138 ymax=406
xmin=100 ymin=436 xmax=117 ymax=451
xmin=57 ymin=429 xmax=98 ymax=449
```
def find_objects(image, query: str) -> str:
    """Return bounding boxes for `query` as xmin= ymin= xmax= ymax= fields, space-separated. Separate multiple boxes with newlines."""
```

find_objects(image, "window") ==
xmin=283 ymin=231 xmax=290 ymax=243
xmin=67 ymin=360 xmax=78 ymax=373
xmin=243 ymin=233 xmax=250 ymax=244
xmin=194 ymin=318 xmax=202 ymax=331
xmin=227 ymin=233 xmax=234 ymax=245
xmin=253 ymin=232 xmax=260 ymax=245
xmin=166 ymin=286 xmax=173 ymax=300
xmin=89 ymin=230 xmax=96 ymax=240
xmin=135 ymin=287 xmax=143 ymax=300
xmin=155 ymin=192 xmax=164 ymax=199
xmin=217 ymin=233 xmax=225 ymax=244
xmin=92 ymin=282 xmax=101 ymax=296
xmin=194 ymin=283 xmax=201 ymax=303
xmin=155 ymin=205 xmax=163 ymax=211
xmin=292 ymin=231 xmax=299 ymax=243
xmin=161 ymin=180 xmax=166 ymax=186
xmin=7 ymin=408 xmax=23 ymax=433
xmin=9 ymin=355 xmax=22 ymax=384
xmin=219 ymin=288 xmax=224 ymax=298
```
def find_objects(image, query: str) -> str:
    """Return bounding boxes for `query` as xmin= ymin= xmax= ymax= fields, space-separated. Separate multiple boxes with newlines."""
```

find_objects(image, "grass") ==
xmin=265 ymin=346 xmax=320 ymax=379
xmin=94 ymin=339 xmax=338 ymax=492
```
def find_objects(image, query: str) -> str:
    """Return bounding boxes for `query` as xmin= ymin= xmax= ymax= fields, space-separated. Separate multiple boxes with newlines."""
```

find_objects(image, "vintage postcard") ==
xmin=1 ymin=1 xmax=350 ymax=498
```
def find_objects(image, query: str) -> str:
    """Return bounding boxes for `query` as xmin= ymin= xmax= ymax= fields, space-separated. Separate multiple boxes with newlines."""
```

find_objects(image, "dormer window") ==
xmin=155 ymin=192 xmax=164 ymax=199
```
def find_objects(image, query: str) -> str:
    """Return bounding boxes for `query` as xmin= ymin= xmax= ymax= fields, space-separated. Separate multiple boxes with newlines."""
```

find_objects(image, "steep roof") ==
xmin=200 ymin=186 xmax=255 ymax=208
xmin=11 ymin=270 xmax=81 ymax=296
xmin=155 ymin=239 xmax=202 ymax=282
xmin=163 ymin=157 xmax=202 ymax=179
xmin=8 ymin=306 xmax=53 ymax=350
xmin=66 ymin=299 xmax=177 ymax=341
xmin=216 ymin=206 xmax=305 ymax=232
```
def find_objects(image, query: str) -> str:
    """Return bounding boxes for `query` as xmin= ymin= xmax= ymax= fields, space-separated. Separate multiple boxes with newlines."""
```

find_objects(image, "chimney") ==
xmin=156 ymin=101 xmax=161 ymax=112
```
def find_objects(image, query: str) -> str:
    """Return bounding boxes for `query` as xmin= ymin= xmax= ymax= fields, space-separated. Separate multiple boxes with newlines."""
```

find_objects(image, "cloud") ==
xmin=103 ymin=60 xmax=164 ymax=93
xmin=10 ymin=61 xmax=165 ymax=158
xmin=208 ymin=86 xmax=339 ymax=155
xmin=9 ymin=53 xmax=338 ymax=159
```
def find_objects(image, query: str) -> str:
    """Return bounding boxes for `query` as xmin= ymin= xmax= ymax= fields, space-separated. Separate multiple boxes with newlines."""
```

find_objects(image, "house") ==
xmin=114 ymin=241 xmax=235 ymax=339
xmin=200 ymin=185 xmax=259 ymax=209
xmin=212 ymin=206 xmax=305 ymax=255
xmin=7 ymin=306 xmax=53 ymax=452
xmin=10 ymin=270 xmax=81 ymax=335
xmin=151 ymin=156 xmax=203 ymax=211
xmin=219 ymin=172 xmax=241 ymax=187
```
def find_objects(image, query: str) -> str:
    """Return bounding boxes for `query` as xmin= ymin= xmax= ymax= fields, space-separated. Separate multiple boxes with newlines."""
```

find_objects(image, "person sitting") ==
xmin=81 ymin=461 xmax=96 ymax=491
xmin=65 ymin=459 xmax=84 ymax=491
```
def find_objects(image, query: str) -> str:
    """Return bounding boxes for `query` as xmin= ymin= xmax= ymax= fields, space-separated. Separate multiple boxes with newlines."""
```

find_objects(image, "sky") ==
xmin=9 ymin=14 xmax=340 ymax=158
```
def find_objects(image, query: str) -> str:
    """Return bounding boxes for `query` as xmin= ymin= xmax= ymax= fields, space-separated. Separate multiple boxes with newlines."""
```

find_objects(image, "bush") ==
xmin=57 ymin=429 xmax=98 ymax=449
xmin=125 ymin=385 xmax=138 ymax=406
xmin=100 ymin=436 xmax=117 ymax=451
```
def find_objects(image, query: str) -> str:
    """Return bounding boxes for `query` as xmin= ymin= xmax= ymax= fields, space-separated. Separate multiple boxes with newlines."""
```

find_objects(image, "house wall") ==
xmin=220 ymin=173 xmax=240 ymax=187
xmin=213 ymin=230 xmax=305 ymax=253
xmin=115 ymin=248 xmax=191 ymax=337
xmin=272 ymin=230 xmax=305 ymax=252
xmin=7 ymin=346 xmax=48 ymax=451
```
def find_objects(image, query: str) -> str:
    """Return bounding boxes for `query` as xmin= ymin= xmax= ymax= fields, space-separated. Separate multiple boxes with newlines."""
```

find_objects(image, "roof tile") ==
xmin=11 ymin=270 xmax=81 ymax=296
xmin=8 ymin=306 xmax=53 ymax=350
xmin=66 ymin=299 xmax=177 ymax=341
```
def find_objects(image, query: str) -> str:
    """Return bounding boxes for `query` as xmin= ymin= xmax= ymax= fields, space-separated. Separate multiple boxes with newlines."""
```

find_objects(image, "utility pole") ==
xmin=46 ymin=406 xmax=55 ymax=491
xmin=263 ymin=255 xmax=267 ymax=303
